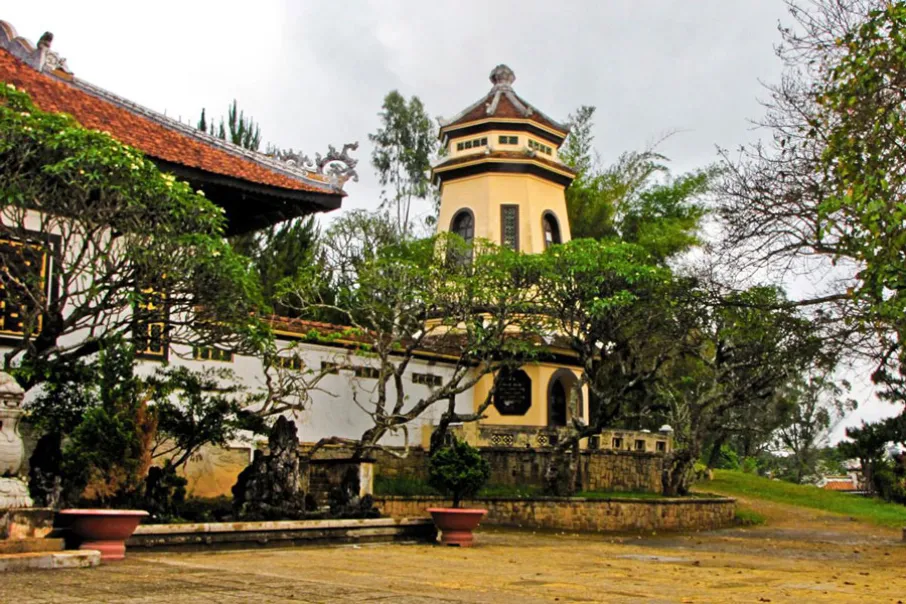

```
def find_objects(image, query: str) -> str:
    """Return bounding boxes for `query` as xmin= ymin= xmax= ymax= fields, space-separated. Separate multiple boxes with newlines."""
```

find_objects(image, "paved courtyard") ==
xmin=2 ymin=502 xmax=905 ymax=603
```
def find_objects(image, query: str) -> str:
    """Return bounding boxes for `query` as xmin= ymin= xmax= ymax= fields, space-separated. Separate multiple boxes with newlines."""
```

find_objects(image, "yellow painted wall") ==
xmin=437 ymin=172 xmax=571 ymax=255
xmin=474 ymin=363 xmax=588 ymax=428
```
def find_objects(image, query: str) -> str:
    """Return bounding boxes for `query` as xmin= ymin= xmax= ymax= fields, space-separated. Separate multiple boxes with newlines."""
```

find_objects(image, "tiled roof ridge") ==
xmin=0 ymin=19 xmax=342 ymax=195
xmin=70 ymin=78 xmax=341 ymax=193
xmin=439 ymin=64 xmax=568 ymax=134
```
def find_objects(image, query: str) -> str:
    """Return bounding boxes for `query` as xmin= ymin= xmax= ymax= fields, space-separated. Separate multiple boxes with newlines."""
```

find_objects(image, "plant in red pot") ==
xmin=426 ymin=438 xmax=490 ymax=547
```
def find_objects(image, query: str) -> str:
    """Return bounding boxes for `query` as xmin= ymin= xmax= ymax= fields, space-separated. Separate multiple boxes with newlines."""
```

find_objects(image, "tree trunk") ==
xmin=429 ymin=398 xmax=457 ymax=454
xmin=662 ymin=448 xmax=697 ymax=496
xmin=706 ymin=434 xmax=727 ymax=469
xmin=543 ymin=443 xmax=579 ymax=496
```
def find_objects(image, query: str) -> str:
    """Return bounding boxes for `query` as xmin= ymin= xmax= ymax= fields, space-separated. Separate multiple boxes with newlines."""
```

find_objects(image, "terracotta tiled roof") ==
xmin=433 ymin=150 xmax=577 ymax=176
xmin=440 ymin=65 xmax=568 ymax=137
xmin=0 ymin=37 xmax=341 ymax=197
xmin=821 ymin=478 xmax=858 ymax=491
xmin=268 ymin=316 xmax=364 ymax=341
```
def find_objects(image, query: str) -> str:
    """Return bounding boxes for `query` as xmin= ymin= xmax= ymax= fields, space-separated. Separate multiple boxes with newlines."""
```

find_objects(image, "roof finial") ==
xmin=489 ymin=64 xmax=515 ymax=89
xmin=37 ymin=31 xmax=53 ymax=49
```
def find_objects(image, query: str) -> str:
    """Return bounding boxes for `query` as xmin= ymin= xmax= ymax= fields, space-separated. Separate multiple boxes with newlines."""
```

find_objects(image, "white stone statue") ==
xmin=0 ymin=371 xmax=33 ymax=509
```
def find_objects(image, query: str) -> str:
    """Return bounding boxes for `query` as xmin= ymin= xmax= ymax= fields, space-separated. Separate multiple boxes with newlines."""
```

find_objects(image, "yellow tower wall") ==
xmin=437 ymin=172 xmax=571 ymax=255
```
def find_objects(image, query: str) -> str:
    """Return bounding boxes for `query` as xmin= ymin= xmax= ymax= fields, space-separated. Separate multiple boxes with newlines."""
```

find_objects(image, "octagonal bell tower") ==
xmin=433 ymin=65 xmax=575 ymax=254
xmin=429 ymin=66 xmax=588 ymax=440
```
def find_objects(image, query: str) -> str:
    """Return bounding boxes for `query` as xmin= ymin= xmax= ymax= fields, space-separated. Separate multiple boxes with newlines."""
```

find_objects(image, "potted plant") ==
xmin=426 ymin=438 xmax=490 ymax=546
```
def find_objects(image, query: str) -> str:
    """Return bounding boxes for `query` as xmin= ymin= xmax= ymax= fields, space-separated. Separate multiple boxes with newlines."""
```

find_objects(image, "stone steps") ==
xmin=0 ymin=537 xmax=64 ymax=555
xmin=0 ymin=549 xmax=100 ymax=572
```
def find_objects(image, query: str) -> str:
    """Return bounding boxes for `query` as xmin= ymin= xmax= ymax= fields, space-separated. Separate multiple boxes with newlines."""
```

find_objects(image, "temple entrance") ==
xmin=548 ymin=369 xmax=581 ymax=427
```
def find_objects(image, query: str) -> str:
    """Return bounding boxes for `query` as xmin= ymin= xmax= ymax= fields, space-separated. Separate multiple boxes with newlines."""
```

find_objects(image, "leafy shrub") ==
xmin=741 ymin=457 xmax=759 ymax=475
xmin=711 ymin=444 xmax=740 ymax=470
xmin=427 ymin=439 xmax=490 ymax=508
xmin=141 ymin=462 xmax=188 ymax=523
xmin=873 ymin=465 xmax=906 ymax=504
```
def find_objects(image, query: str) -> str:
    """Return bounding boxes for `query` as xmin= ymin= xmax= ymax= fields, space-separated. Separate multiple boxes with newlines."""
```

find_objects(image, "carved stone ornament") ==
xmin=0 ymin=371 xmax=32 ymax=508
xmin=274 ymin=142 xmax=359 ymax=188
xmin=0 ymin=22 xmax=72 ymax=75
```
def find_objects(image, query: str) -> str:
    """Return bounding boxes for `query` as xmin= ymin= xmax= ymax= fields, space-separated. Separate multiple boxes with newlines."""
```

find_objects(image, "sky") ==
xmin=3 ymin=1 xmax=898 ymax=439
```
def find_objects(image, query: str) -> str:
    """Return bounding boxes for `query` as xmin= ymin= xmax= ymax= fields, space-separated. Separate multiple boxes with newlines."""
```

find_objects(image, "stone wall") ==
xmin=365 ymin=447 xmax=664 ymax=493
xmin=173 ymin=442 xmax=667 ymax=499
xmin=307 ymin=459 xmax=375 ymax=507
xmin=375 ymin=495 xmax=736 ymax=534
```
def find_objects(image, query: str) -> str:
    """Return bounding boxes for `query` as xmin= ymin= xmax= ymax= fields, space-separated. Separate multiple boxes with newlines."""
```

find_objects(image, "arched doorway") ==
xmin=548 ymin=369 xmax=581 ymax=427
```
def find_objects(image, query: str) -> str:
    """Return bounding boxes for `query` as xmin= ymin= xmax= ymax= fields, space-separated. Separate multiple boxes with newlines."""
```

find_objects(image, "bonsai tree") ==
xmin=427 ymin=439 xmax=490 ymax=508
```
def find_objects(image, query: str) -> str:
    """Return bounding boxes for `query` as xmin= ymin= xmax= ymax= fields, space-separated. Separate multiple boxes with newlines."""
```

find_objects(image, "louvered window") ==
xmin=501 ymin=205 xmax=519 ymax=251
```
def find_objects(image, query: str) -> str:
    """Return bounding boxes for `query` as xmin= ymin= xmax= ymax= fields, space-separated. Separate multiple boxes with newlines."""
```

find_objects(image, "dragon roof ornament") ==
xmin=0 ymin=21 xmax=71 ymax=74
xmin=273 ymin=142 xmax=359 ymax=188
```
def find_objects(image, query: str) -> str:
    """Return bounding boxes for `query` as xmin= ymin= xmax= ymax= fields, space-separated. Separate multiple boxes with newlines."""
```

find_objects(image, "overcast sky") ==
xmin=4 ymin=1 xmax=898 ymax=439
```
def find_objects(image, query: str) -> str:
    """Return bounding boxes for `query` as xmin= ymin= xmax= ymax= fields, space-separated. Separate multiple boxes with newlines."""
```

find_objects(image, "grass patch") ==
xmin=477 ymin=484 xmax=544 ymax=498
xmin=703 ymin=469 xmax=906 ymax=529
xmin=734 ymin=507 xmax=766 ymax=526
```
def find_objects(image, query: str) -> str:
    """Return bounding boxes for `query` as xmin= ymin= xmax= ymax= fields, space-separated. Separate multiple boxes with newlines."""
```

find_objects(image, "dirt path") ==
xmin=2 ymin=501 xmax=904 ymax=603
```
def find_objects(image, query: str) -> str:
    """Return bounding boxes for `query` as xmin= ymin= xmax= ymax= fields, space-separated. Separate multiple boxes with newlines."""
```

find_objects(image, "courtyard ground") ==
xmin=2 ymin=496 xmax=904 ymax=603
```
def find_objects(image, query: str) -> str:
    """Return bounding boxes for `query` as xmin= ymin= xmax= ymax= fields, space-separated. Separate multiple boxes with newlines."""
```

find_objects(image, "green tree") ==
xmin=428 ymin=439 xmax=490 ymax=508
xmin=198 ymin=100 xmax=262 ymax=151
xmin=533 ymin=238 xmax=678 ymax=494
xmin=774 ymin=372 xmax=857 ymax=483
xmin=561 ymin=106 xmax=711 ymax=260
xmin=232 ymin=216 xmax=319 ymax=317
xmin=717 ymin=1 xmax=903 ymax=399
xmin=198 ymin=101 xmax=321 ymax=315
xmin=26 ymin=340 xmax=266 ymax=506
xmin=0 ymin=84 xmax=265 ymax=389
xmin=369 ymin=91 xmax=438 ymax=236
xmin=282 ymin=213 xmax=545 ymax=458
xmin=838 ymin=417 xmax=904 ymax=496
xmin=655 ymin=286 xmax=822 ymax=495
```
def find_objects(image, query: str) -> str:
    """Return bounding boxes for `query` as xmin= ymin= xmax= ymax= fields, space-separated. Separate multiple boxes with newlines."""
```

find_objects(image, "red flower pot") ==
xmin=427 ymin=508 xmax=486 ymax=547
xmin=57 ymin=509 xmax=148 ymax=561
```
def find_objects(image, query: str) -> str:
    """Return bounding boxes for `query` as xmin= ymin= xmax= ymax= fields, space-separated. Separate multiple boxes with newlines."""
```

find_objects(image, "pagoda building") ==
xmin=432 ymin=65 xmax=587 ymax=446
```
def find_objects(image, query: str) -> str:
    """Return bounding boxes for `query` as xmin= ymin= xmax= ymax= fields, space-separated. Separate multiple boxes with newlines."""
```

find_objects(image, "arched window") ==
xmin=449 ymin=209 xmax=475 ymax=265
xmin=542 ymin=212 xmax=562 ymax=249
xmin=548 ymin=379 xmax=567 ymax=427
xmin=450 ymin=210 xmax=474 ymax=244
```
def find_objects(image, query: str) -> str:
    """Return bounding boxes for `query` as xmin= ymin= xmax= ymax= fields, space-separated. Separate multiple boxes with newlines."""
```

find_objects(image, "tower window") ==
xmin=449 ymin=209 xmax=475 ymax=265
xmin=498 ymin=135 xmax=518 ymax=145
xmin=457 ymin=137 xmax=487 ymax=152
xmin=451 ymin=210 xmax=475 ymax=244
xmin=528 ymin=139 xmax=553 ymax=155
xmin=501 ymin=205 xmax=519 ymax=251
xmin=542 ymin=213 xmax=562 ymax=249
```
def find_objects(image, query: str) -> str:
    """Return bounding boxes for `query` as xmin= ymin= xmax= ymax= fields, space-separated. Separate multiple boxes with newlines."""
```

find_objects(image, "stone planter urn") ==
xmin=427 ymin=508 xmax=487 ymax=547
xmin=0 ymin=371 xmax=32 ymax=509
xmin=57 ymin=509 xmax=149 ymax=561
